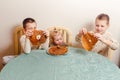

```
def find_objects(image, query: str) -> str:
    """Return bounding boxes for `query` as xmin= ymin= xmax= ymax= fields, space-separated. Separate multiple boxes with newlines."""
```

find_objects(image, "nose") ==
xmin=97 ymin=26 xmax=101 ymax=30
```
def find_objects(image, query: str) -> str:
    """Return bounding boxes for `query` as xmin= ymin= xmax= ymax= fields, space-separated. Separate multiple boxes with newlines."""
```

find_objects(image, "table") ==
xmin=0 ymin=47 xmax=120 ymax=80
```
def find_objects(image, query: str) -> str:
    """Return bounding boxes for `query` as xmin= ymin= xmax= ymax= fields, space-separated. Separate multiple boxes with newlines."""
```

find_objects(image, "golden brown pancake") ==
xmin=29 ymin=30 xmax=47 ymax=45
xmin=81 ymin=32 xmax=98 ymax=51
xmin=48 ymin=46 xmax=68 ymax=55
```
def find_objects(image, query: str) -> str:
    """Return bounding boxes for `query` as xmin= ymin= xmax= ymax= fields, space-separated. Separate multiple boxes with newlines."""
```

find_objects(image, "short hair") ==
xmin=96 ymin=13 xmax=110 ymax=24
xmin=23 ymin=18 xmax=36 ymax=29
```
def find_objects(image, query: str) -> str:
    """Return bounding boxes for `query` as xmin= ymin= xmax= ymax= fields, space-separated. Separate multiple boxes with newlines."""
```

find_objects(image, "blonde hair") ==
xmin=50 ymin=28 xmax=63 ymax=45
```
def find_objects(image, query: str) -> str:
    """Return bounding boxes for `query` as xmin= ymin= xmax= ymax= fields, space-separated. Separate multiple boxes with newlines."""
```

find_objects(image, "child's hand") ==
xmin=43 ymin=31 xmax=49 ymax=37
xmin=79 ymin=28 xmax=88 ymax=35
xmin=24 ymin=30 xmax=33 ymax=38
xmin=93 ymin=33 xmax=105 ymax=42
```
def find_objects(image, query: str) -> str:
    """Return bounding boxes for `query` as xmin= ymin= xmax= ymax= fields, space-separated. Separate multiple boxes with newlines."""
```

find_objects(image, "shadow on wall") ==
xmin=0 ymin=45 xmax=14 ymax=71
xmin=0 ymin=26 xmax=17 ymax=71
xmin=112 ymin=38 xmax=120 ymax=67
xmin=118 ymin=41 xmax=120 ymax=68
xmin=118 ymin=52 xmax=120 ymax=68
xmin=83 ymin=22 xmax=94 ymax=31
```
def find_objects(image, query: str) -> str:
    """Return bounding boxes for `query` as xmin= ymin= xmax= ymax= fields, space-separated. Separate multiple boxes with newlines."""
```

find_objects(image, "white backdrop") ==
xmin=0 ymin=0 xmax=120 ymax=66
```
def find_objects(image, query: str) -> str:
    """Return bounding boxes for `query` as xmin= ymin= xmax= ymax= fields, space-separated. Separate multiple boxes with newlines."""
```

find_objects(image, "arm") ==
xmin=39 ymin=30 xmax=49 ymax=49
xmin=75 ymin=33 xmax=84 ymax=48
xmin=94 ymin=33 xmax=119 ymax=50
xmin=75 ymin=34 xmax=82 ymax=42
xmin=40 ymin=37 xmax=49 ymax=49
xmin=101 ymin=38 xmax=119 ymax=50
xmin=75 ymin=28 xmax=88 ymax=42
xmin=20 ymin=35 xmax=31 ymax=53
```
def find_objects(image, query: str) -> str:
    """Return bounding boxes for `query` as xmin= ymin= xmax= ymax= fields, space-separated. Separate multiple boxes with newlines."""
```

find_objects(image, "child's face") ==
xmin=25 ymin=22 xmax=37 ymax=32
xmin=54 ymin=35 xmax=63 ymax=45
xmin=95 ymin=19 xmax=109 ymax=34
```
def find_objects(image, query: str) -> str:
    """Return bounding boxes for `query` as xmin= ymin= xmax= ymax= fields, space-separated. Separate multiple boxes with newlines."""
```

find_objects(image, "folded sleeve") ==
xmin=109 ymin=39 xmax=119 ymax=50
xmin=106 ymin=32 xmax=119 ymax=50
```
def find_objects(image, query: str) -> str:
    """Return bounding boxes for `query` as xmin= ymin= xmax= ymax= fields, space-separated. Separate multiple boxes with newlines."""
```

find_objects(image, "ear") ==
xmin=23 ymin=29 xmax=26 ymax=34
xmin=34 ymin=27 xmax=36 ymax=29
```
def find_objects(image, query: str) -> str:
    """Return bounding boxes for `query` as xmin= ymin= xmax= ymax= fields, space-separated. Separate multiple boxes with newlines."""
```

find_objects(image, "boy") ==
xmin=2 ymin=18 xmax=49 ymax=64
xmin=76 ymin=13 xmax=119 ymax=57
xmin=20 ymin=18 xmax=49 ymax=53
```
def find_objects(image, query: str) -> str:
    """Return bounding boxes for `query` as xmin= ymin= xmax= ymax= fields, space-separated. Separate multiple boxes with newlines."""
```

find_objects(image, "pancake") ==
xmin=48 ymin=46 xmax=68 ymax=55
xmin=81 ymin=32 xmax=98 ymax=51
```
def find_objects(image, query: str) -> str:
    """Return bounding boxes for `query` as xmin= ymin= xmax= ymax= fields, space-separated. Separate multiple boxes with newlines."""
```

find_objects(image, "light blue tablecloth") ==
xmin=0 ymin=47 xmax=120 ymax=80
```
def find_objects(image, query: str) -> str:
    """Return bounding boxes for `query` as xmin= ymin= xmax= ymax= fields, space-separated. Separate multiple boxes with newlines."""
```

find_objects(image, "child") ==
xmin=50 ymin=29 xmax=67 ymax=46
xmin=2 ymin=18 xmax=49 ymax=64
xmin=20 ymin=18 xmax=49 ymax=53
xmin=76 ymin=13 xmax=119 ymax=57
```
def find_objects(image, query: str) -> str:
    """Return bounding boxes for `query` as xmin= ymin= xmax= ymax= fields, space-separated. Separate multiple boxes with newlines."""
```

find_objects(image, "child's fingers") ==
xmin=93 ymin=33 xmax=98 ymax=38
xmin=94 ymin=33 xmax=105 ymax=41
xmin=82 ymin=28 xmax=87 ymax=35
xmin=93 ymin=33 xmax=102 ymax=39
xmin=26 ymin=30 xmax=33 ymax=37
xmin=43 ymin=31 xmax=49 ymax=36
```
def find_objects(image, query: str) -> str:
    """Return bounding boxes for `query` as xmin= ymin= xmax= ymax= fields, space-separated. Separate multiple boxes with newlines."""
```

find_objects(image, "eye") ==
xmin=96 ymin=25 xmax=99 ymax=27
xmin=101 ymin=25 xmax=104 ymax=27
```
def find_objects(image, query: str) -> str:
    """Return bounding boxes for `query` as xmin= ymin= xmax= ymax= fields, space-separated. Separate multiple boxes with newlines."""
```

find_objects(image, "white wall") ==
xmin=0 ymin=0 xmax=120 ymax=65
